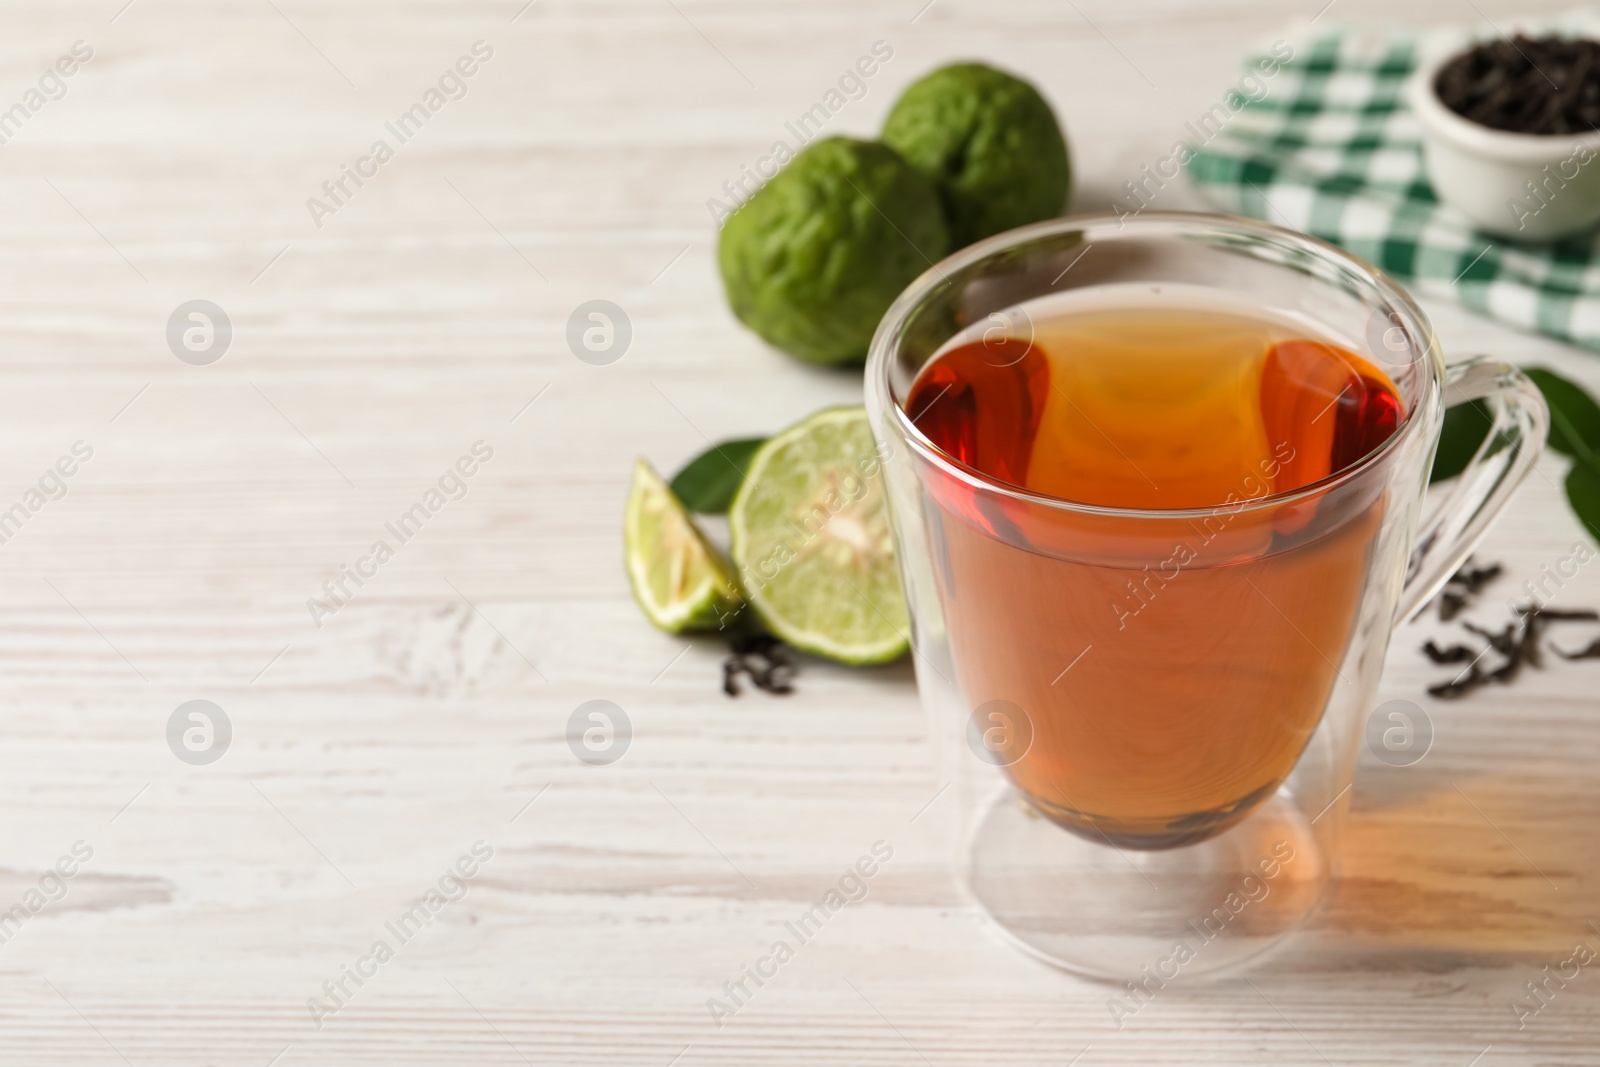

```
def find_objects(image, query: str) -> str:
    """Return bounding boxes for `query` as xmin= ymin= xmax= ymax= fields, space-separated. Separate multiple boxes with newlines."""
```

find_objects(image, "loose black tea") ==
xmin=1555 ymin=636 xmax=1600 ymax=659
xmin=723 ymin=632 xmax=795 ymax=696
xmin=1434 ymin=559 xmax=1503 ymax=621
xmin=1423 ymin=588 xmax=1600 ymax=699
xmin=1422 ymin=639 xmax=1476 ymax=664
xmin=1435 ymin=35 xmax=1600 ymax=135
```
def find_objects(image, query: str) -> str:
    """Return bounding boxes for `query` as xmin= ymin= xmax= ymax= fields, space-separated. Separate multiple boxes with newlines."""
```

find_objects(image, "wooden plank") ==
xmin=0 ymin=0 xmax=1593 ymax=1063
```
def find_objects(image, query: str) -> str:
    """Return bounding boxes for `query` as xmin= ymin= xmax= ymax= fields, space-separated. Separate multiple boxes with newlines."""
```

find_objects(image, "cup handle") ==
xmin=1396 ymin=358 xmax=1549 ymax=623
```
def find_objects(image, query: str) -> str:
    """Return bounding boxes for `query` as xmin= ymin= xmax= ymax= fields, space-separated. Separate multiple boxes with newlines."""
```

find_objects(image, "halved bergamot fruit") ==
xmin=624 ymin=459 xmax=743 ymax=633
xmin=728 ymin=407 xmax=909 ymax=664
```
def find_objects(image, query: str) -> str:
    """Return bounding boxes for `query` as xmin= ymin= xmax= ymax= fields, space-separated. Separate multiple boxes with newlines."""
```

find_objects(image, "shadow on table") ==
xmin=1314 ymin=751 xmax=1599 ymax=965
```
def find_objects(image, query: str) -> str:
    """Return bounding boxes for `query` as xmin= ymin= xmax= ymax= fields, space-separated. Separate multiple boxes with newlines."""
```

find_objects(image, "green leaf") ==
xmin=1434 ymin=366 xmax=1600 ymax=545
xmin=1526 ymin=366 xmax=1600 ymax=463
xmin=1430 ymin=398 xmax=1493 ymax=483
xmin=1567 ymin=461 xmax=1600 ymax=545
xmin=669 ymin=437 xmax=767 ymax=513
xmin=1534 ymin=367 xmax=1600 ymax=547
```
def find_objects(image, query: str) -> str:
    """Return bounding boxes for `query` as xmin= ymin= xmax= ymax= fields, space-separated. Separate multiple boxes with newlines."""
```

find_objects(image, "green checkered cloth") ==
xmin=1187 ymin=29 xmax=1600 ymax=351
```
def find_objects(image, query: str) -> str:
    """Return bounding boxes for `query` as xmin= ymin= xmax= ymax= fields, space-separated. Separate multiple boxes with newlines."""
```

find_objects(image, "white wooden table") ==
xmin=0 ymin=0 xmax=1596 ymax=1063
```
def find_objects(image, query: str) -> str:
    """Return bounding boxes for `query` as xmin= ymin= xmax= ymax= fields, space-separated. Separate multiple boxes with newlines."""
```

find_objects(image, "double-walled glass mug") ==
xmin=865 ymin=212 xmax=1547 ymax=980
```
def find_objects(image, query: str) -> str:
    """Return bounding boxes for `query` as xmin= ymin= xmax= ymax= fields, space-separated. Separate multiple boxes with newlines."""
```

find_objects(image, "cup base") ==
xmin=964 ymin=784 xmax=1326 ymax=982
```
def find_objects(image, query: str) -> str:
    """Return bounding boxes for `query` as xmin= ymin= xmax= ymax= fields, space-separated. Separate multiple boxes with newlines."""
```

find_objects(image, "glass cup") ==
xmin=865 ymin=212 xmax=1547 ymax=980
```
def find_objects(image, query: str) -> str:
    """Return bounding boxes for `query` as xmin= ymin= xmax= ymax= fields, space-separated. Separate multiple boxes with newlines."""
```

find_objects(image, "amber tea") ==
xmin=907 ymin=286 xmax=1402 ymax=848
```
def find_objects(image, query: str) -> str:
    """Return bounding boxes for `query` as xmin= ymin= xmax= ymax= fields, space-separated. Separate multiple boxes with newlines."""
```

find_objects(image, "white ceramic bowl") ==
xmin=1409 ymin=43 xmax=1600 ymax=241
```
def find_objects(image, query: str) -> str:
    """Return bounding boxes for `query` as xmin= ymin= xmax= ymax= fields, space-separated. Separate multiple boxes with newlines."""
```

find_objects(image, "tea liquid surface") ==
xmin=907 ymin=288 xmax=1403 ymax=847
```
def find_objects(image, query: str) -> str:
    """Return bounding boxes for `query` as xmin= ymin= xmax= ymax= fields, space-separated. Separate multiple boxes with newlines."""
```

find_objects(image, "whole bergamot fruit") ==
xmin=882 ymin=63 xmax=1071 ymax=247
xmin=718 ymin=136 xmax=949 ymax=367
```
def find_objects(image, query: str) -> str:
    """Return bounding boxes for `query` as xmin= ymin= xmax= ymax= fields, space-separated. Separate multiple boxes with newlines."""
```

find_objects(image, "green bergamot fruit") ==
xmin=882 ymin=62 xmax=1071 ymax=247
xmin=718 ymin=136 xmax=949 ymax=367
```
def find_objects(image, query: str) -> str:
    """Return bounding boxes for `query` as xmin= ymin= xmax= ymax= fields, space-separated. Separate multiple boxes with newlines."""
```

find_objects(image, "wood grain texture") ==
xmin=0 ymin=0 xmax=1595 ymax=1063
